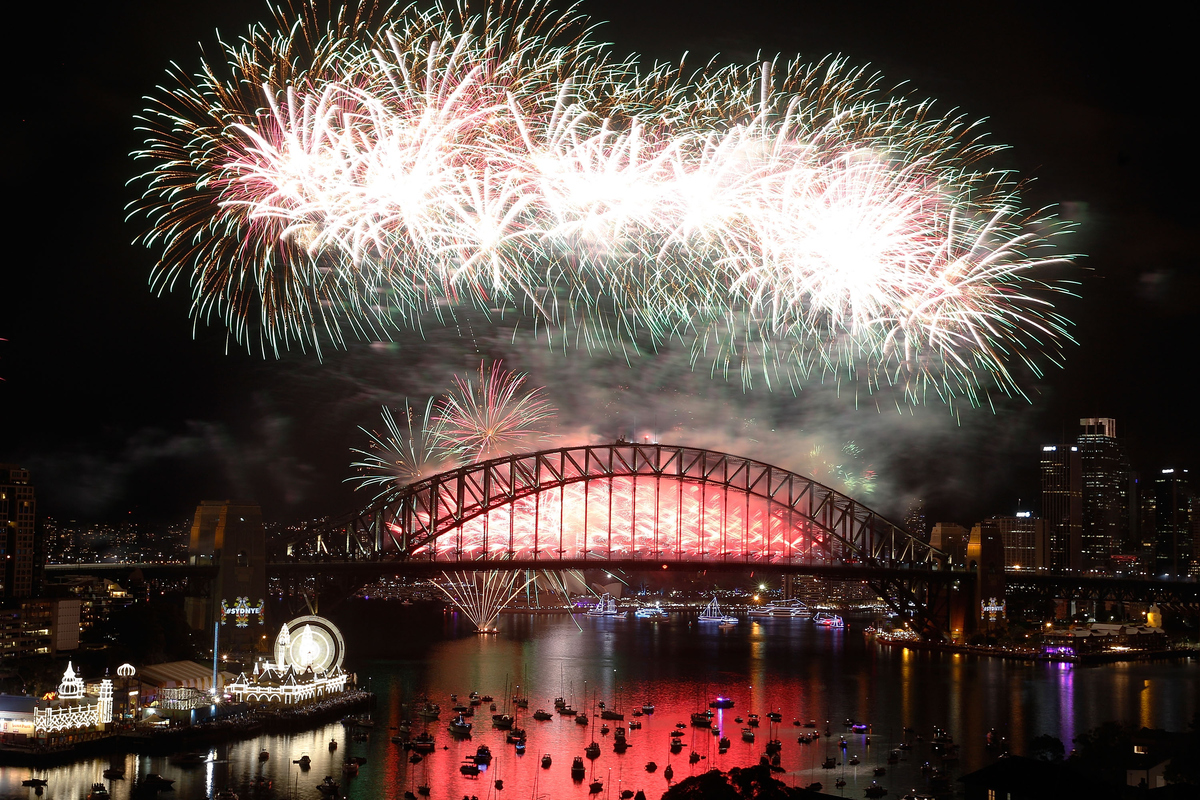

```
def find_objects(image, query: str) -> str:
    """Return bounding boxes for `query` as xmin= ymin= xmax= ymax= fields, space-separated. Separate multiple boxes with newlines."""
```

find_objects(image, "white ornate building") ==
xmin=226 ymin=615 xmax=348 ymax=705
xmin=33 ymin=662 xmax=112 ymax=735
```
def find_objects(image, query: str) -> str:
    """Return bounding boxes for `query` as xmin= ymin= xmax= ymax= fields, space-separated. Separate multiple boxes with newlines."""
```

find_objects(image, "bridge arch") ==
xmin=333 ymin=443 xmax=935 ymax=570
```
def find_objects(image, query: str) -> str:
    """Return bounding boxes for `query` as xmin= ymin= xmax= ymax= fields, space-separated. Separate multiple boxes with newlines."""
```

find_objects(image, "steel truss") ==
xmin=302 ymin=443 xmax=939 ymax=570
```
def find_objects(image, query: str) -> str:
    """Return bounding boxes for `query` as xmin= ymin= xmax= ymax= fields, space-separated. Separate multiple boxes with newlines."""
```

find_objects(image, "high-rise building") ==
xmin=982 ymin=513 xmax=1050 ymax=571
xmin=1147 ymin=469 xmax=1195 ymax=579
xmin=930 ymin=523 xmax=970 ymax=568
xmin=1 ymin=465 xmax=40 ymax=600
xmin=1040 ymin=445 xmax=1082 ymax=571
xmin=1076 ymin=418 xmax=1129 ymax=569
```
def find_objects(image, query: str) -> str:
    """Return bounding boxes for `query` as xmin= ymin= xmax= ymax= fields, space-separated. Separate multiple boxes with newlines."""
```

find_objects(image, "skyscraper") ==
xmin=1148 ymin=469 xmax=1195 ymax=579
xmin=1040 ymin=445 xmax=1082 ymax=571
xmin=982 ymin=513 xmax=1050 ymax=571
xmin=1076 ymin=418 xmax=1128 ymax=569
xmin=1 ymin=465 xmax=40 ymax=599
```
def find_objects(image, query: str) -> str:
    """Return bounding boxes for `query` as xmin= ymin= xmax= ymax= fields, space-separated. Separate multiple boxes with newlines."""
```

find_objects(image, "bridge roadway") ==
xmin=46 ymin=560 xmax=1199 ymax=604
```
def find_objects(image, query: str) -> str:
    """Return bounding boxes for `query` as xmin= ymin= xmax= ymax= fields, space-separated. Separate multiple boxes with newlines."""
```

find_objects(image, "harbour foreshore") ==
xmin=0 ymin=690 xmax=371 ymax=767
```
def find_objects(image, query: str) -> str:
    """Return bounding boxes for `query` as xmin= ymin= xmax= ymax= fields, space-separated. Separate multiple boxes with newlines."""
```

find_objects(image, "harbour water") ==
xmin=4 ymin=607 xmax=1196 ymax=799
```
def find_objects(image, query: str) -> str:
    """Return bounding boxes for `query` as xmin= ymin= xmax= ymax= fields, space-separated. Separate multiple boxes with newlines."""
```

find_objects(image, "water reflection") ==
xmin=3 ymin=612 xmax=1195 ymax=800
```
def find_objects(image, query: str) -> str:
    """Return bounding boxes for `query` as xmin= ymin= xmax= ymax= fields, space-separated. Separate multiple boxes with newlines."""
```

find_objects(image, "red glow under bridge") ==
xmin=300 ymin=443 xmax=937 ymax=570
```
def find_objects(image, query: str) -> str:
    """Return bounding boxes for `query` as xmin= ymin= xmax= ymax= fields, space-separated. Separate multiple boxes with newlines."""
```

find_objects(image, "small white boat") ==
xmin=698 ymin=596 xmax=738 ymax=624
xmin=813 ymin=612 xmax=845 ymax=629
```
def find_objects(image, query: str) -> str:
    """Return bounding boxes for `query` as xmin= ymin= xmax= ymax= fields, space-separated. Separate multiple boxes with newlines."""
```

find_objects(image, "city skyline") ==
xmin=3 ymin=0 xmax=1197 ymax=527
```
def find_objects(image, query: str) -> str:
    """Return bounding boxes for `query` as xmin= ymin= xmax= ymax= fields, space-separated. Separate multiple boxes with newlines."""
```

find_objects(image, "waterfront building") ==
xmin=0 ymin=598 xmax=80 ymax=659
xmin=31 ymin=662 xmax=113 ymax=743
xmin=1040 ymin=445 xmax=1082 ymax=571
xmin=1077 ymin=418 xmax=1129 ymax=569
xmin=227 ymin=615 xmax=348 ymax=705
xmin=0 ymin=464 xmax=41 ymax=599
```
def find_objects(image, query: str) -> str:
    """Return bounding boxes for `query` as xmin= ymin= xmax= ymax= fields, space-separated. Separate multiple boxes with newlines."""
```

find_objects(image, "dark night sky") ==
xmin=3 ymin=1 xmax=1196 ymax=527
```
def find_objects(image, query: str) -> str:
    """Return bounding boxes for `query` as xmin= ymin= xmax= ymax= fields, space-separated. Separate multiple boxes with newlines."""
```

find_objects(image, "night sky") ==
xmin=4 ymin=1 xmax=1196 ymax=527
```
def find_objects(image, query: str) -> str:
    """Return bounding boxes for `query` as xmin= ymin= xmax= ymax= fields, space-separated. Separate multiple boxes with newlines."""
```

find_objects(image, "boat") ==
xmin=645 ymin=761 xmax=657 ymax=773
xmin=585 ymin=593 xmax=625 ymax=617
xmin=87 ymin=784 xmax=110 ymax=800
xmin=316 ymin=777 xmax=339 ymax=795
xmin=21 ymin=779 xmax=48 ymax=788
xmin=709 ymin=695 xmax=735 ymax=708
xmin=559 ymin=704 xmax=576 ymax=715
xmin=417 ymin=785 xmax=430 ymax=796
xmin=102 ymin=768 xmax=124 ymax=780
xmin=767 ymin=711 xmax=782 ymax=722
xmin=865 ymin=782 xmax=888 ymax=798
xmin=688 ymin=751 xmax=700 ymax=764
xmin=533 ymin=708 xmax=552 ymax=720
xmin=851 ymin=722 xmax=869 ymax=733
xmin=690 ymin=710 xmax=714 ymax=727
xmin=719 ymin=736 xmax=731 ymax=751
xmin=747 ymin=713 xmax=760 ymax=726
xmin=742 ymin=728 xmax=755 ymax=742
xmin=410 ymin=732 xmax=436 ymax=752
xmin=813 ymin=612 xmax=846 ymax=629
xmin=571 ymin=756 xmax=586 ymax=780
xmin=341 ymin=762 xmax=358 ymax=775
xmin=542 ymin=753 xmax=552 ymax=768
xmin=417 ymin=701 xmax=441 ymax=720
xmin=698 ymin=596 xmax=737 ymax=624
xmin=641 ymin=702 xmax=655 ymax=713
xmin=576 ymin=711 xmax=590 ymax=725
xmin=449 ymin=714 xmax=473 ymax=735
xmin=585 ymin=741 xmax=601 ymax=759
xmin=822 ymin=757 xmax=837 ymax=769
xmin=142 ymin=775 xmax=174 ymax=788
xmin=589 ymin=779 xmax=604 ymax=794
xmin=459 ymin=763 xmax=480 ymax=777
xmin=629 ymin=720 xmax=642 ymax=729
xmin=409 ymin=753 xmax=423 ymax=764
xmin=663 ymin=765 xmax=674 ymax=781
xmin=328 ymin=739 xmax=337 ymax=751
xmin=634 ymin=604 xmax=669 ymax=620
xmin=748 ymin=602 xmax=812 ymax=618
xmin=492 ymin=713 xmax=514 ymax=729
xmin=258 ymin=750 xmax=270 ymax=761
xmin=601 ymin=707 xmax=624 ymax=720
xmin=471 ymin=744 xmax=493 ymax=763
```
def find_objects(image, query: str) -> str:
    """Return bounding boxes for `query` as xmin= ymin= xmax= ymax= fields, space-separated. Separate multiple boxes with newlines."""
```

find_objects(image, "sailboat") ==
xmin=698 ymin=596 xmax=737 ymax=624
xmin=586 ymin=593 xmax=625 ymax=617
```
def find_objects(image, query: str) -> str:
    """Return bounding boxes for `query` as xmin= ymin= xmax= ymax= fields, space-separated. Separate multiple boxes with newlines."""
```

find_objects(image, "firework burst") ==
xmin=133 ymin=0 xmax=1077 ymax=401
xmin=434 ymin=360 xmax=557 ymax=459
xmin=349 ymin=398 xmax=459 ymax=501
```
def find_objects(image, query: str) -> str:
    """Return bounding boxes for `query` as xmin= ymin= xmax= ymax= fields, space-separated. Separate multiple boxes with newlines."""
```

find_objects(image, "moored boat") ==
xmin=698 ymin=596 xmax=738 ymax=624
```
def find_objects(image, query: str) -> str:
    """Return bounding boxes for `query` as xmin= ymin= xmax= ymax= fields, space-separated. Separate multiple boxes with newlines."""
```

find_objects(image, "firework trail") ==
xmin=348 ymin=397 xmax=459 ymax=502
xmin=132 ymin=0 xmax=1076 ymax=402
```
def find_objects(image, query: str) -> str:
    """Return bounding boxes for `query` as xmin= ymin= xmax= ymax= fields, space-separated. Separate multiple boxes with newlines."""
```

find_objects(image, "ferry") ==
xmin=747 ymin=601 xmax=812 ymax=618
xmin=813 ymin=612 xmax=846 ymax=629
xmin=635 ymin=604 xmax=670 ymax=620
xmin=698 ymin=596 xmax=738 ymax=624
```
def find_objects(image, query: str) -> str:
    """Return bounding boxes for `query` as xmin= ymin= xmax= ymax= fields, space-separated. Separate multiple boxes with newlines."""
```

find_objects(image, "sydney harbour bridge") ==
xmin=49 ymin=442 xmax=1200 ymax=640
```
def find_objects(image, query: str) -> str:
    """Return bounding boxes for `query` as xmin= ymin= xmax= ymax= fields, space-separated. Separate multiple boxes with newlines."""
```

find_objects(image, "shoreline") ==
xmin=0 ymin=691 xmax=371 ymax=768
xmin=873 ymin=636 xmax=1193 ymax=665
